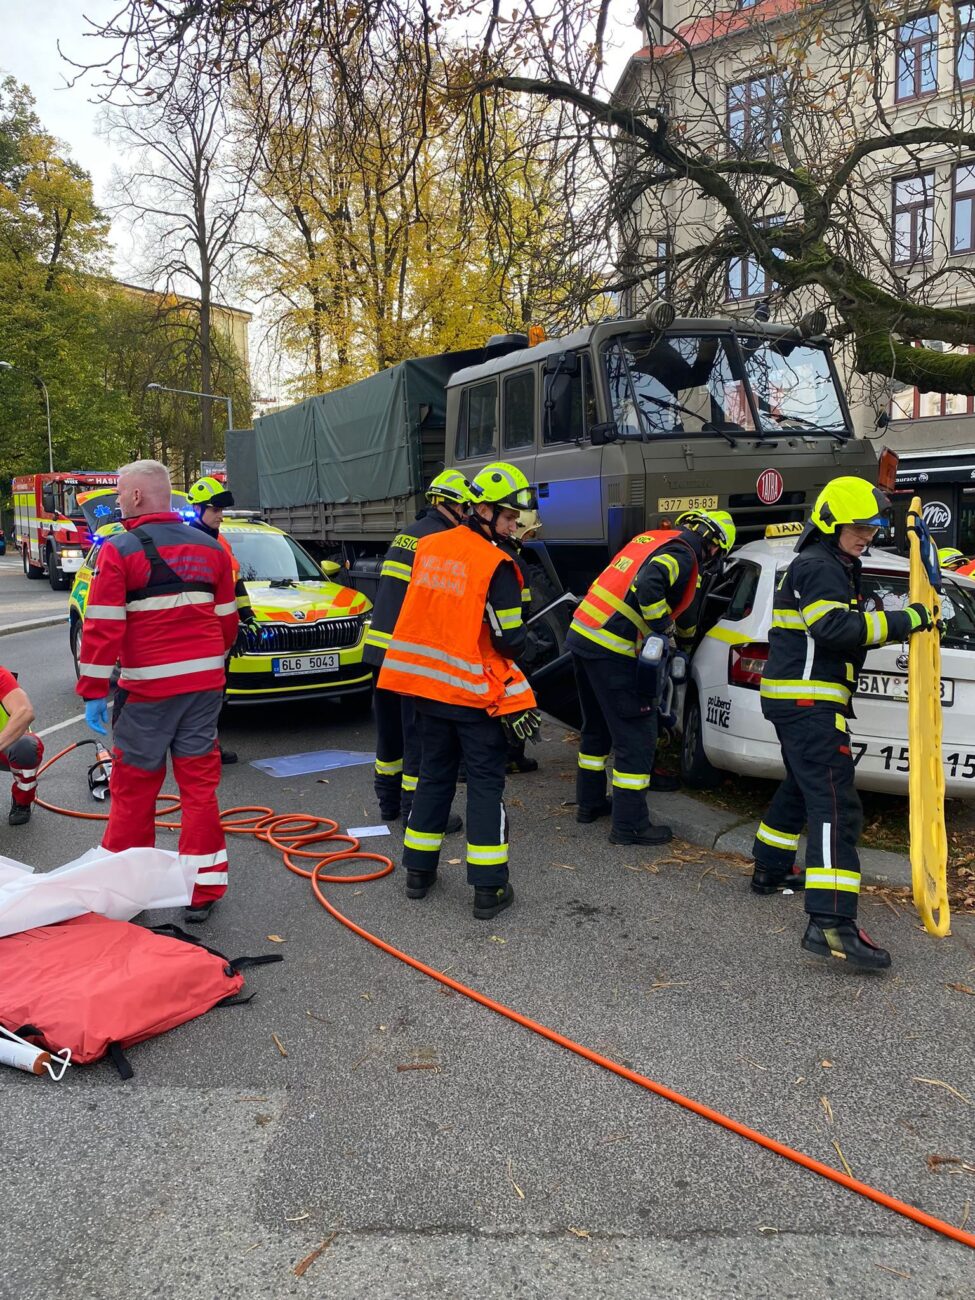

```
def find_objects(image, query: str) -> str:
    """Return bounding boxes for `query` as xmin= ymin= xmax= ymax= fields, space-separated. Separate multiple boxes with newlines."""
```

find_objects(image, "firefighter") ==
xmin=378 ymin=461 xmax=540 ymax=920
xmin=363 ymin=469 xmax=471 ymax=826
xmin=750 ymin=476 xmax=934 ymax=970
xmin=77 ymin=459 xmax=239 ymax=924
xmin=938 ymin=547 xmax=966 ymax=571
xmin=567 ymin=509 xmax=735 ymax=845
xmin=187 ymin=475 xmax=259 ymax=764
xmin=498 ymin=507 xmax=552 ymax=775
xmin=0 ymin=665 xmax=43 ymax=826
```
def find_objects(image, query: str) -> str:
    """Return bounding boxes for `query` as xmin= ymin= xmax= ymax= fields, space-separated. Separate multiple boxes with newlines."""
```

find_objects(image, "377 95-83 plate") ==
xmin=857 ymin=670 xmax=954 ymax=707
xmin=657 ymin=495 xmax=718 ymax=513
xmin=272 ymin=653 xmax=339 ymax=676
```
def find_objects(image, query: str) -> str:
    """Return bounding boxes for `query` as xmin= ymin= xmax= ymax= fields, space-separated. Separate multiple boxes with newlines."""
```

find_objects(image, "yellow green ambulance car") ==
xmin=68 ymin=505 xmax=374 ymax=707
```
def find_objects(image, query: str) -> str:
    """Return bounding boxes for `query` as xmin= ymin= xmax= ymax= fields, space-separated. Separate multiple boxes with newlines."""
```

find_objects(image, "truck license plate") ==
xmin=272 ymin=653 xmax=339 ymax=676
xmin=657 ymin=495 xmax=718 ymax=513
xmin=857 ymin=671 xmax=954 ymax=706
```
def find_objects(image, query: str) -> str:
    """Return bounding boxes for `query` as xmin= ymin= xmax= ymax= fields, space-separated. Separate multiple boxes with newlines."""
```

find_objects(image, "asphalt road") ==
xmin=1 ymin=552 xmax=974 ymax=1299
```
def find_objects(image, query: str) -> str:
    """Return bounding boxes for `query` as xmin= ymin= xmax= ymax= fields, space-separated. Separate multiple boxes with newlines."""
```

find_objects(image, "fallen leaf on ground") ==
xmin=489 ymin=935 xmax=507 ymax=944
xmin=820 ymin=1096 xmax=834 ymax=1125
xmin=293 ymin=1233 xmax=338 ymax=1278
xmin=832 ymin=1139 xmax=853 ymax=1177
xmin=447 ymin=858 xmax=462 ymax=865
xmin=927 ymin=1154 xmax=975 ymax=1175
xmin=506 ymin=1157 xmax=525 ymax=1200
xmin=272 ymin=1033 xmax=288 ymax=1059
xmin=267 ymin=934 xmax=285 ymax=943
xmin=875 ymin=1263 xmax=911 ymax=1279
xmin=757 ymin=1225 xmax=779 ymax=1234
xmin=305 ymin=1011 xmax=328 ymax=1023
xmin=550 ymin=862 xmax=576 ymax=871
xmin=285 ymin=1213 xmax=310 ymax=1222
xmin=820 ymin=1060 xmax=833 ymax=1068
xmin=947 ymin=982 xmax=975 ymax=996
xmin=566 ymin=1227 xmax=590 ymax=1239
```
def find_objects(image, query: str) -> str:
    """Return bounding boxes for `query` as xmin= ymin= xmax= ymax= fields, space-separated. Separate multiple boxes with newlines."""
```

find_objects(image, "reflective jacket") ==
xmin=377 ymin=524 xmax=535 ymax=717
xmin=760 ymin=537 xmax=917 ymax=717
xmin=363 ymin=506 xmax=457 ymax=668
xmin=76 ymin=512 xmax=238 ymax=702
xmin=567 ymin=530 xmax=699 ymax=660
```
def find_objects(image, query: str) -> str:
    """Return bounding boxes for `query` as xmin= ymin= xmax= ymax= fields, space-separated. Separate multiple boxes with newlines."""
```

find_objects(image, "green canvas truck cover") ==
xmin=253 ymin=349 xmax=484 ymax=509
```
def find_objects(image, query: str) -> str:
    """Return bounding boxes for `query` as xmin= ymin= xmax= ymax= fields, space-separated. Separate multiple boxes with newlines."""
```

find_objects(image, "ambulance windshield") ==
xmin=225 ymin=530 xmax=322 ymax=582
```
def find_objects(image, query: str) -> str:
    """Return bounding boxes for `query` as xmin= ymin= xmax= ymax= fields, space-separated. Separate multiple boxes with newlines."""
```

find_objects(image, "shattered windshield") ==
xmin=739 ymin=338 xmax=848 ymax=435
xmin=604 ymin=332 xmax=756 ymax=438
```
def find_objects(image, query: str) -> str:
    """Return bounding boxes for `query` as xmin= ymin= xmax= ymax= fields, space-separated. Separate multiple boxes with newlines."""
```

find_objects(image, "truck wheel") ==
xmin=23 ymin=547 xmax=43 ymax=580
xmin=680 ymin=688 xmax=723 ymax=790
xmin=47 ymin=546 xmax=69 ymax=590
xmin=70 ymin=619 xmax=82 ymax=680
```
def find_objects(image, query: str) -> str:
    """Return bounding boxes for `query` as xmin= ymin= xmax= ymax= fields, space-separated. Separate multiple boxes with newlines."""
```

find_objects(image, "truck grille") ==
xmin=728 ymin=491 xmax=806 ymax=541
xmin=248 ymin=617 xmax=362 ymax=654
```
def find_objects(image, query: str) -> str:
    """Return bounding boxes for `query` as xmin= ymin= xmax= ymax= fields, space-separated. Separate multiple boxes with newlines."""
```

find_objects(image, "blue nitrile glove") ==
xmin=85 ymin=698 xmax=108 ymax=735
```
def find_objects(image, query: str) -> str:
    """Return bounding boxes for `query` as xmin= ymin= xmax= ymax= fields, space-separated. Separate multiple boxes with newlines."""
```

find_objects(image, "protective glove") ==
xmin=241 ymin=606 xmax=260 ymax=627
xmin=501 ymin=709 xmax=542 ymax=745
xmin=84 ymin=698 xmax=108 ymax=735
xmin=905 ymin=602 xmax=935 ymax=634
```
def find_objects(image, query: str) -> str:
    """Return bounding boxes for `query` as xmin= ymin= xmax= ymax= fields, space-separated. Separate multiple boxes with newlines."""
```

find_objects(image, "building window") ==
xmin=727 ymin=77 xmax=781 ymax=150
xmin=953 ymin=163 xmax=975 ymax=252
xmin=895 ymin=14 xmax=939 ymax=101
xmin=890 ymin=344 xmax=975 ymax=419
xmin=725 ymin=217 xmax=782 ymax=301
xmin=956 ymin=3 xmax=975 ymax=83
xmin=653 ymin=238 xmax=669 ymax=295
xmin=892 ymin=173 xmax=934 ymax=265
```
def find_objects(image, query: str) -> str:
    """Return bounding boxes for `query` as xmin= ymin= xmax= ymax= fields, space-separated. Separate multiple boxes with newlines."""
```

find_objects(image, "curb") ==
xmin=0 ymin=614 xmax=66 ymax=638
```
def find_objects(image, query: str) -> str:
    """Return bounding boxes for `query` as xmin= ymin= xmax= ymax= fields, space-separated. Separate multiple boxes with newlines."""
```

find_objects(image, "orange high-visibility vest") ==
xmin=570 ymin=531 xmax=698 ymax=657
xmin=377 ymin=526 xmax=536 ymax=717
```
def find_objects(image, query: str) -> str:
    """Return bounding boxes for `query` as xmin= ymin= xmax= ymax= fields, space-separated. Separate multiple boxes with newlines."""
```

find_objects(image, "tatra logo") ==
xmin=922 ymin=500 xmax=951 ymax=531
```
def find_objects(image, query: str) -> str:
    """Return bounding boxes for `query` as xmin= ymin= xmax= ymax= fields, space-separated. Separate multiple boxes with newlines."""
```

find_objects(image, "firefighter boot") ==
xmin=751 ymin=864 xmax=807 ymax=894
xmin=8 ymin=799 xmax=31 ymax=826
xmin=406 ymin=871 xmax=436 ymax=900
xmin=801 ymin=917 xmax=891 ymax=971
xmin=577 ymin=798 xmax=612 ymax=824
xmin=184 ymin=899 xmax=217 ymax=924
xmin=473 ymin=881 xmax=514 ymax=920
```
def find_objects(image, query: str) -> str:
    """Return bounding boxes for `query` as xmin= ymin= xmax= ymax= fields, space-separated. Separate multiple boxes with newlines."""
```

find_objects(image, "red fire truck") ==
xmin=12 ymin=471 xmax=119 ymax=589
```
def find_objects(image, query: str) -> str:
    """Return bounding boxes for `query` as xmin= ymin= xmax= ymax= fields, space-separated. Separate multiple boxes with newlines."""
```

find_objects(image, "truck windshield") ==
xmin=738 ymin=338 xmax=848 ymax=435
xmin=225 ymin=531 xmax=323 ymax=582
xmin=604 ymin=333 xmax=756 ymax=438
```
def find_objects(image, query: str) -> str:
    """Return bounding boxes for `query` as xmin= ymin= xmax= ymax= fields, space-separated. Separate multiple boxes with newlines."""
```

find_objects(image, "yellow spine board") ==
xmin=907 ymin=497 xmax=950 ymax=937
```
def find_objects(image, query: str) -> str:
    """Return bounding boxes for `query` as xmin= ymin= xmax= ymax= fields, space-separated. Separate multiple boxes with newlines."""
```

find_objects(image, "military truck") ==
xmin=240 ymin=310 xmax=896 ymax=598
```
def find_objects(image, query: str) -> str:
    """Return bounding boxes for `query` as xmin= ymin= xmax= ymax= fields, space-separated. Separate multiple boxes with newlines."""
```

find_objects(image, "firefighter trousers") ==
xmin=402 ymin=706 xmax=509 ymax=889
xmin=572 ymin=653 xmax=660 ymax=836
xmin=0 ymin=733 xmax=44 ymax=808
xmin=752 ymin=708 xmax=863 ymax=921
xmin=373 ymin=686 xmax=421 ymax=817
xmin=102 ymin=689 xmax=227 ymax=908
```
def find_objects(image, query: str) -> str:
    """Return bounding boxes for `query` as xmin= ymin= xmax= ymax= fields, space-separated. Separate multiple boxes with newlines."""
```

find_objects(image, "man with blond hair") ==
xmin=77 ymin=460 xmax=239 ymax=922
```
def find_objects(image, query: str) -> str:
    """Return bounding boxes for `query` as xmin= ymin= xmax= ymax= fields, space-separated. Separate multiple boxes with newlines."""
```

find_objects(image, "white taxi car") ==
xmin=681 ymin=527 xmax=975 ymax=797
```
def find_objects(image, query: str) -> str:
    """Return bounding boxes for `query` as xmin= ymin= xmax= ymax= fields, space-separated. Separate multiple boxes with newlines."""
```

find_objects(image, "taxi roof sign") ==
xmin=765 ymin=521 xmax=804 ymax=538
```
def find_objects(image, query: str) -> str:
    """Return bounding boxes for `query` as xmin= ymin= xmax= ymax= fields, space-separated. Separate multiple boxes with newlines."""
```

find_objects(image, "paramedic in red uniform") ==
xmin=0 ymin=665 xmax=43 ymax=826
xmin=76 ymin=459 xmax=239 ymax=923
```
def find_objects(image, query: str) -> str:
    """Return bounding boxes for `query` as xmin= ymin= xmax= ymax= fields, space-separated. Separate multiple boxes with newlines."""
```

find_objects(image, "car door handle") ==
xmin=537 ymin=483 xmax=550 ymax=498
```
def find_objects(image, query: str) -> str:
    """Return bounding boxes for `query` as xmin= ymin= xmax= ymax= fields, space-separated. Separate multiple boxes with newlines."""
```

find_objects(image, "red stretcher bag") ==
xmin=0 ymin=913 xmax=282 ymax=1077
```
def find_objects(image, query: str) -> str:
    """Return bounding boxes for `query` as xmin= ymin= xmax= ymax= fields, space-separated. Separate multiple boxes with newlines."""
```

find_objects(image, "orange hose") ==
xmin=32 ymin=743 xmax=975 ymax=1251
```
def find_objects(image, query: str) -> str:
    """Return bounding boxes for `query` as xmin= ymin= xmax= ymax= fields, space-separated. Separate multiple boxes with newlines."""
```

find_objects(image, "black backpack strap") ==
xmin=228 ymin=954 xmax=285 ymax=973
xmin=127 ymin=526 xmax=216 ymax=601
xmin=108 ymin=1042 xmax=134 ymax=1080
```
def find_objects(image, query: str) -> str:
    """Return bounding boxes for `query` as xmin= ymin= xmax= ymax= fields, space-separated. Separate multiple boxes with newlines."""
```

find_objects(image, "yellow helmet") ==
xmin=939 ymin=547 xmax=965 ymax=570
xmin=676 ymin=508 xmax=736 ymax=554
xmin=810 ymin=476 xmax=890 ymax=535
xmin=469 ymin=461 xmax=536 ymax=511
xmin=188 ymin=475 xmax=234 ymax=510
xmin=426 ymin=468 xmax=471 ymax=506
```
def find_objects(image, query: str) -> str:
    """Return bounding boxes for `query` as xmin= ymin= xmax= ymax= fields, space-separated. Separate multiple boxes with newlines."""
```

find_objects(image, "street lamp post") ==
xmin=0 ymin=361 xmax=54 ymax=472
xmin=145 ymin=382 xmax=234 ymax=435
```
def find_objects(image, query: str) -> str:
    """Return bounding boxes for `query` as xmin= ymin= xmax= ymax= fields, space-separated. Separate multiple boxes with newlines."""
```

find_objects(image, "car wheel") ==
xmin=70 ymin=619 xmax=82 ymax=680
xmin=680 ymin=687 xmax=723 ymax=789
xmin=23 ymin=547 xmax=43 ymax=579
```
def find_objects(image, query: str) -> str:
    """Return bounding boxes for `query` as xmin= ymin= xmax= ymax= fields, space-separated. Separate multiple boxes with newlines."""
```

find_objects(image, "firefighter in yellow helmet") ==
xmin=363 ymin=469 xmax=471 ymax=826
xmin=567 ymin=509 xmax=735 ymax=845
xmin=377 ymin=461 xmax=540 ymax=920
xmin=751 ymin=476 xmax=934 ymax=970
xmin=187 ymin=475 xmax=257 ymax=763
xmin=938 ymin=547 xmax=966 ymax=571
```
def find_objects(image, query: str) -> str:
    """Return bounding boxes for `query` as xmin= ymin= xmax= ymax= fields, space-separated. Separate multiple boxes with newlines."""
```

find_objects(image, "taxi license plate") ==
xmin=657 ymin=495 xmax=718 ymax=513
xmin=857 ymin=671 xmax=954 ymax=707
xmin=272 ymin=653 xmax=339 ymax=676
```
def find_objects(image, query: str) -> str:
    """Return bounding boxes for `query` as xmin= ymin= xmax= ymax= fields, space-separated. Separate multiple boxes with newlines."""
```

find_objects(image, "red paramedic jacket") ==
xmin=76 ymin=511 xmax=238 ymax=702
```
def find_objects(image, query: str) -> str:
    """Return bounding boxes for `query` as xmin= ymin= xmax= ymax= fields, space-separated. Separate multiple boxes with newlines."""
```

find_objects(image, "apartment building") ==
xmin=614 ymin=0 xmax=975 ymax=548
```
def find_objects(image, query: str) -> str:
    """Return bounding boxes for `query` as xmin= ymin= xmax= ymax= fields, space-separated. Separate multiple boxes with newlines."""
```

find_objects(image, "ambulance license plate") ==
xmin=272 ymin=653 xmax=339 ymax=676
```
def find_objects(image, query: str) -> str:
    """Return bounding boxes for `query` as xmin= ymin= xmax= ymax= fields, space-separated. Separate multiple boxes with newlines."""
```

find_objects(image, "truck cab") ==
xmin=445 ymin=315 xmax=885 ymax=593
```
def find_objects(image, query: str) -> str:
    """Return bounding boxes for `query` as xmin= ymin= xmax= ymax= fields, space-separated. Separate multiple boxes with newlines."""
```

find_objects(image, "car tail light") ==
xmin=729 ymin=642 xmax=769 ymax=690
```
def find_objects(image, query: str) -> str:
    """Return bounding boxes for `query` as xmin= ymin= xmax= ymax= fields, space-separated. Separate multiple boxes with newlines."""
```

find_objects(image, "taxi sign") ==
xmin=764 ymin=521 xmax=804 ymax=538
